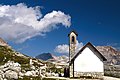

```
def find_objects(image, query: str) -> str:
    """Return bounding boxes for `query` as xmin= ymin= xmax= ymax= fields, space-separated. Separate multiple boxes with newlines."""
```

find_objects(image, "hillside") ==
xmin=0 ymin=45 xmax=29 ymax=65
xmin=0 ymin=38 xmax=50 ymax=80
xmin=0 ymin=45 xmax=45 ymax=67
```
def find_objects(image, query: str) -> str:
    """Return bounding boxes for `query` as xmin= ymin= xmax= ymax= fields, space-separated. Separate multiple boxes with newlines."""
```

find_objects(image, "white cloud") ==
xmin=0 ymin=3 xmax=71 ymax=43
xmin=54 ymin=40 xmax=83 ymax=54
xmin=76 ymin=40 xmax=84 ymax=52
xmin=54 ymin=44 xmax=69 ymax=54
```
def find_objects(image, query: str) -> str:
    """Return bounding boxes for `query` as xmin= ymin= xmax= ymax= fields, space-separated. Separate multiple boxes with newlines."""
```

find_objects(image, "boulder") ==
xmin=0 ymin=65 xmax=4 ymax=69
xmin=25 ymin=71 xmax=36 ymax=76
xmin=3 ymin=78 xmax=7 ymax=80
xmin=5 ymin=70 xmax=18 ymax=79
xmin=19 ymin=72 xmax=24 ymax=77
xmin=2 ymin=68 xmax=9 ymax=72
xmin=0 ymin=70 xmax=3 ymax=75
xmin=30 ymin=65 xmax=35 ymax=70
xmin=9 ymin=66 xmax=21 ymax=72
xmin=25 ymin=71 xmax=33 ymax=76
xmin=0 ymin=75 xmax=3 ymax=80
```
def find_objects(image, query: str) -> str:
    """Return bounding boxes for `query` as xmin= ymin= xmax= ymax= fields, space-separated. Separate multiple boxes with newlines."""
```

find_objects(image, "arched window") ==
xmin=72 ymin=36 xmax=75 ymax=43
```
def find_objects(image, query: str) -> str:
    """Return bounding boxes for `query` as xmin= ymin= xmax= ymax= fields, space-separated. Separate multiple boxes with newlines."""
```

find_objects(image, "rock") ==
xmin=5 ymin=70 xmax=18 ymax=79
xmin=35 ymin=70 xmax=39 ymax=75
xmin=14 ymin=62 xmax=21 ymax=67
xmin=25 ymin=71 xmax=36 ymax=76
xmin=30 ymin=59 xmax=33 ymax=65
xmin=31 ymin=65 xmax=35 ymax=70
xmin=2 ymin=68 xmax=9 ymax=72
xmin=25 ymin=71 xmax=33 ymax=76
xmin=2 ymin=73 xmax=5 ymax=79
xmin=19 ymin=72 xmax=24 ymax=77
xmin=9 ymin=66 xmax=21 ymax=72
xmin=19 ymin=76 xmax=23 ymax=79
xmin=31 ymin=70 xmax=36 ymax=76
xmin=22 ymin=70 xmax=26 ymax=73
xmin=0 ymin=65 xmax=4 ymax=69
xmin=3 ymin=78 xmax=7 ymax=80
xmin=0 ymin=70 xmax=3 ymax=75
xmin=4 ymin=61 xmax=21 ymax=68
xmin=0 ymin=61 xmax=22 ymax=79
xmin=0 ymin=75 xmax=3 ymax=80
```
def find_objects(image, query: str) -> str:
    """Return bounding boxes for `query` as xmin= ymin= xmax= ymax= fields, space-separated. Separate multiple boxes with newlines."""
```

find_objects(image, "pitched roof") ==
xmin=68 ymin=30 xmax=78 ymax=37
xmin=70 ymin=42 xmax=107 ymax=65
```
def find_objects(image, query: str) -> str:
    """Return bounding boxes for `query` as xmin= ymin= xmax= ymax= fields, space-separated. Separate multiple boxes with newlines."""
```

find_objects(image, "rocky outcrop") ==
xmin=96 ymin=46 xmax=120 ymax=65
xmin=0 ymin=61 xmax=21 ymax=80
xmin=0 ymin=60 xmax=49 ymax=80
xmin=25 ymin=70 xmax=37 ymax=76
xmin=0 ymin=37 xmax=10 ymax=48
xmin=5 ymin=70 xmax=18 ymax=79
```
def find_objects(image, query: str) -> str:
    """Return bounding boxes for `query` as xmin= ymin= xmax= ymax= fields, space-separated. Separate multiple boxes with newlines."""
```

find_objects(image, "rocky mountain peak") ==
xmin=0 ymin=37 xmax=9 ymax=47
xmin=96 ymin=46 xmax=117 ymax=55
xmin=35 ymin=53 xmax=55 ymax=61
xmin=96 ymin=46 xmax=120 ymax=65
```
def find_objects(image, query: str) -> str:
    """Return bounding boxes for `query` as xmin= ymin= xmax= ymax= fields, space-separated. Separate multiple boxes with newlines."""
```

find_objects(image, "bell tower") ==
xmin=68 ymin=30 xmax=78 ymax=60
xmin=68 ymin=30 xmax=78 ymax=77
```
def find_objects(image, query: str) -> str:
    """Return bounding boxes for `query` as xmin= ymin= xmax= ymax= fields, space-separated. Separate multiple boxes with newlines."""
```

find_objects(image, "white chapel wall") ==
xmin=74 ymin=47 xmax=103 ymax=72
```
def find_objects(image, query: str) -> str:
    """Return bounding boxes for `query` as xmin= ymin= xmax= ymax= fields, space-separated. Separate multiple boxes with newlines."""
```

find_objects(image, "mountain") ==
xmin=96 ymin=46 xmax=120 ymax=78
xmin=35 ymin=53 xmax=69 ymax=67
xmin=36 ymin=46 xmax=120 ymax=65
xmin=96 ymin=46 xmax=120 ymax=65
xmin=35 ymin=53 xmax=55 ymax=61
xmin=35 ymin=53 xmax=69 ymax=61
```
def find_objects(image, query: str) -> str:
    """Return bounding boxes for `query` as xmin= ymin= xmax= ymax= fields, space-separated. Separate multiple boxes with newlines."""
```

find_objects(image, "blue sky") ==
xmin=0 ymin=0 xmax=120 ymax=57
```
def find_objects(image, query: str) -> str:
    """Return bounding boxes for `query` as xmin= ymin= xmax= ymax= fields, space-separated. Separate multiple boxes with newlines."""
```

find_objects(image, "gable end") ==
xmin=70 ymin=42 xmax=107 ymax=65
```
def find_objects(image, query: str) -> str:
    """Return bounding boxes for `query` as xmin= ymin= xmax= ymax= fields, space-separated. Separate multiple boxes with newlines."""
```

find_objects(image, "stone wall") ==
xmin=74 ymin=72 xmax=104 ymax=79
xmin=70 ymin=64 xmax=73 ymax=77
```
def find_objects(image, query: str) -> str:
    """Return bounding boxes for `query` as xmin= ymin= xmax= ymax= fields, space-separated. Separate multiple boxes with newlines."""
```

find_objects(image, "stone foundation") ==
xmin=74 ymin=72 xmax=104 ymax=79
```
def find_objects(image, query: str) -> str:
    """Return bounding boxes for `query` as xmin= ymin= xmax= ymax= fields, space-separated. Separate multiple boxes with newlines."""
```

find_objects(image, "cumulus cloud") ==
xmin=54 ymin=44 xmax=69 ymax=54
xmin=0 ymin=3 xmax=71 ymax=43
xmin=54 ymin=40 xmax=83 ymax=54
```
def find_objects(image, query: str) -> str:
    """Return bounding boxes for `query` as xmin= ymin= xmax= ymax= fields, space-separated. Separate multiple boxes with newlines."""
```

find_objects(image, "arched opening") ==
xmin=72 ymin=36 xmax=75 ymax=43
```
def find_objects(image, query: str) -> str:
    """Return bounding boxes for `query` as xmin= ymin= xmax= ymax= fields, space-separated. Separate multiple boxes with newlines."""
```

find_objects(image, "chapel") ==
xmin=68 ymin=30 xmax=107 ymax=78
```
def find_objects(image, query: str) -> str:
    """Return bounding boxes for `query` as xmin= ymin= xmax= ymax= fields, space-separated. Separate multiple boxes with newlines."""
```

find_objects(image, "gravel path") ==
xmin=103 ymin=76 xmax=120 ymax=80
xmin=45 ymin=76 xmax=120 ymax=80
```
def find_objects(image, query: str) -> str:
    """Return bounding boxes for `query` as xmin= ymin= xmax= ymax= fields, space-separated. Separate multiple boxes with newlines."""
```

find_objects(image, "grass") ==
xmin=0 ymin=46 xmax=30 ymax=70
